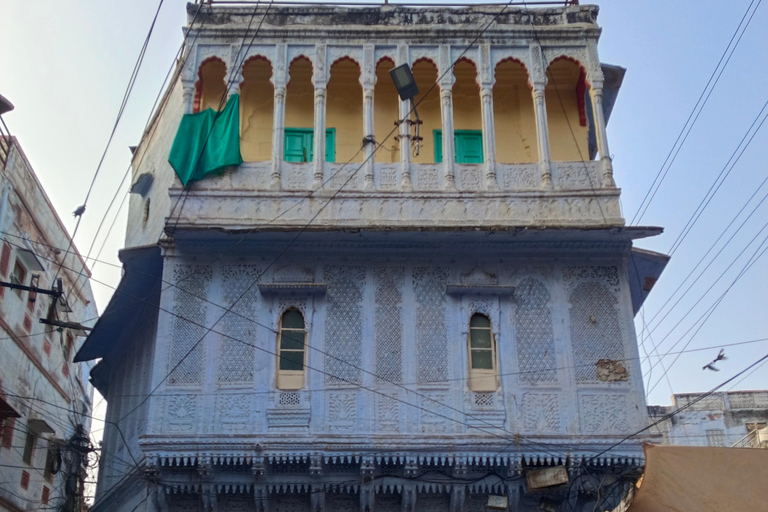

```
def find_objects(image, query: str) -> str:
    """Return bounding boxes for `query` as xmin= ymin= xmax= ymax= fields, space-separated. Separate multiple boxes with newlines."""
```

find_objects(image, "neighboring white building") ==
xmin=648 ymin=391 xmax=768 ymax=449
xmin=0 ymin=127 xmax=98 ymax=509
xmin=80 ymin=3 xmax=670 ymax=512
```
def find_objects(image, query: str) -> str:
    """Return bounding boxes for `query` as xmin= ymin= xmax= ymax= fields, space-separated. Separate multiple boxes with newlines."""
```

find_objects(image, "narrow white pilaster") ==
xmin=480 ymin=85 xmax=498 ymax=189
xmin=313 ymin=86 xmax=327 ymax=188
xmin=182 ymin=82 xmax=195 ymax=114
xmin=398 ymin=44 xmax=412 ymax=191
xmin=532 ymin=83 xmax=553 ymax=189
xmin=440 ymin=87 xmax=456 ymax=190
xmin=271 ymin=85 xmax=287 ymax=190
xmin=271 ymin=43 xmax=287 ymax=190
xmin=363 ymin=87 xmax=376 ymax=190
xmin=590 ymin=81 xmax=615 ymax=188
xmin=439 ymin=45 xmax=456 ymax=190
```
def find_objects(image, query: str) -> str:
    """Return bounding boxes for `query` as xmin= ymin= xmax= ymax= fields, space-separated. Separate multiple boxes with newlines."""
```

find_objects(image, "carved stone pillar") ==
xmin=313 ymin=85 xmax=327 ymax=188
xmin=439 ymin=44 xmax=456 ymax=190
xmin=182 ymin=82 xmax=195 ymax=114
xmin=398 ymin=45 xmax=413 ymax=191
xmin=532 ymin=83 xmax=553 ymax=189
xmin=311 ymin=486 xmax=325 ymax=512
xmin=271 ymin=84 xmax=287 ymax=190
xmin=201 ymin=484 xmax=217 ymax=512
xmin=363 ymin=86 xmax=376 ymax=190
xmin=362 ymin=44 xmax=376 ymax=191
xmin=402 ymin=484 xmax=417 ymax=512
xmin=480 ymin=85 xmax=498 ymax=189
xmin=449 ymin=485 xmax=466 ymax=512
xmin=360 ymin=483 xmax=375 ymax=512
xmin=227 ymin=80 xmax=240 ymax=99
xmin=590 ymin=80 xmax=615 ymax=187
xmin=254 ymin=485 xmax=269 ymax=512
xmin=440 ymin=87 xmax=456 ymax=190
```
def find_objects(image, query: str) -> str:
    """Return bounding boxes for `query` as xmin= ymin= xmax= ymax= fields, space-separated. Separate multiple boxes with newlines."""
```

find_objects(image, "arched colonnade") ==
xmin=181 ymin=43 xmax=614 ymax=190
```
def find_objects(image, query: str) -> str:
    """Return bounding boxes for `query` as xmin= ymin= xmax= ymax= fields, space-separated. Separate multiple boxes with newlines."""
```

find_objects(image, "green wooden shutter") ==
xmin=285 ymin=128 xmax=335 ymax=162
xmin=433 ymin=130 xmax=483 ymax=163
xmin=325 ymin=128 xmax=336 ymax=163
xmin=284 ymin=128 xmax=312 ymax=162
xmin=456 ymin=130 xmax=483 ymax=163
xmin=434 ymin=130 xmax=443 ymax=163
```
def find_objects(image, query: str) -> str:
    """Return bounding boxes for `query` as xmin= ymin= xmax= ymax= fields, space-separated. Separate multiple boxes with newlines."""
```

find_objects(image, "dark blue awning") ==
xmin=628 ymin=247 xmax=670 ymax=316
xmin=74 ymin=245 xmax=162 ymax=362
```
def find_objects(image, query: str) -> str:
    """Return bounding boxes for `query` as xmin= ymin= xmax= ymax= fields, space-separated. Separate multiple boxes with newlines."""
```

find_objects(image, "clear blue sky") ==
xmin=1 ymin=0 xmax=766 ymax=407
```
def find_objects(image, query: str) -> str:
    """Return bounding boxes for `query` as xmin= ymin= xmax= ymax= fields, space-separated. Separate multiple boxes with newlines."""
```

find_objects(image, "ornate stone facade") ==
xmin=86 ymin=3 xmax=665 ymax=512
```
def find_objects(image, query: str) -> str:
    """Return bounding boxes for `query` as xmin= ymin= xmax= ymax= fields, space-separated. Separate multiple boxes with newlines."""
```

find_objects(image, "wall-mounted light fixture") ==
xmin=389 ymin=64 xmax=423 ymax=156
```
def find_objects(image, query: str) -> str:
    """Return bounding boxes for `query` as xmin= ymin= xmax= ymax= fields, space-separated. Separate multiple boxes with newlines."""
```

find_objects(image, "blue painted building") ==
xmin=78 ymin=3 xmax=669 ymax=511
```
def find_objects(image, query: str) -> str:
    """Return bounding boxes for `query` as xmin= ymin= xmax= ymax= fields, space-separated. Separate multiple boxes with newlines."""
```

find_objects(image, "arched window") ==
xmin=468 ymin=313 xmax=498 ymax=391
xmin=277 ymin=308 xmax=307 ymax=390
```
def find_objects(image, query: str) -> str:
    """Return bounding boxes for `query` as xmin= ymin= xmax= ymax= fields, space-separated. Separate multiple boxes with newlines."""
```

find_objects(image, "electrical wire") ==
xmin=667 ymin=99 xmax=768 ymax=255
xmin=588 ymin=351 xmax=768 ymax=461
xmin=630 ymin=0 xmax=762 ymax=225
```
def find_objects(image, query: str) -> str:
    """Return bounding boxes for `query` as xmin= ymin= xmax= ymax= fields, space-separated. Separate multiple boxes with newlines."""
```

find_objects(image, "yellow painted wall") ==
xmin=411 ymin=60 xmax=441 ymax=164
xmin=374 ymin=60 xmax=400 ymax=163
xmin=493 ymin=60 xmax=537 ymax=163
xmin=452 ymin=60 xmax=482 ymax=132
xmin=327 ymin=59 xmax=363 ymax=163
xmin=545 ymin=59 xmax=589 ymax=161
xmin=198 ymin=59 xmax=227 ymax=112
xmin=285 ymin=57 xmax=314 ymax=132
xmin=240 ymin=57 xmax=274 ymax=162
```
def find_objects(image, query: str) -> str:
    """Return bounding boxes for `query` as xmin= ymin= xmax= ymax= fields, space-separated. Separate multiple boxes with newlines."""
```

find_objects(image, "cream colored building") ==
xmin=0 ymin=131 xmax=97 ymax=511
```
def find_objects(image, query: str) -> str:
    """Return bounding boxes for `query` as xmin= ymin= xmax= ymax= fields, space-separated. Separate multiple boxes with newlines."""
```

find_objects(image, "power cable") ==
xmin=4 ymin=234 xmax=767 ymax=394
xmin=667 ymin=99 xmax=768 ymax=255
xmin=645 ymin=235 xmax=768 ymax=395
xmin=637 ymin=177 xmax=768 ymax=344
xmin=640 ymin=217 xmax=768 ymax=363
xmin=68 ymin=3 xmax=207 ymax=301
xmin=50 ymin=0 xmax=168 ymax=286
xmin=588 ymin=351 xmax=768 ymax=462
xmin=630 ymin=0 xmax=762 ymax=225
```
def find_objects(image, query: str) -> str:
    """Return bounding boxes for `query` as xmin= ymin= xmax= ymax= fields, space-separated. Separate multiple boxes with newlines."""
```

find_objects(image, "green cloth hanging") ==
xmin=168 ymin=94 xmax=243 ymax=186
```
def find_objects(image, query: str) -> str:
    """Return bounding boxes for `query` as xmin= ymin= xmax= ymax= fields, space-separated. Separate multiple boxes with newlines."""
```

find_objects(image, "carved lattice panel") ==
xmin=215 ymin=394 xmax=251 ymax=433
xmin=328 ymin=391 xmax=357 ymax=432
xmin=522 ymin=393 xmax=561 ymax=433
xmin=515 ymin=278 xmax=558 ymax=384
xmin=579 ymin=394 xmax=631 ymax=434
xmin=413 ymin=267 xmax=449 ymax=383
xmin=168 ymin=265 xmax=212 ymax=385
xmin=324 ymin=266 xmax=365 ymax=385
xmin=166 ymin=394 xmax=200 ymax=434
xmin=374 ymin=266 xmax=404 ymax=383
xmin=218 ymin=265 xmax=261 ymax=384
xmin=377 ymin=395 xmax=400 ymax=432
xmin=569 ymin=281 xmax=625 ymax=382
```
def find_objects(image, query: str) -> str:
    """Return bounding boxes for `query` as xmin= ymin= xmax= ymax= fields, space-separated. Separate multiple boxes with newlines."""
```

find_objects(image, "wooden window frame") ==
xmin=284 ymin=128 xmax=336 ymax=163
xmin=434 ymin=129 xmax=484 ymax=164
xmin=22 ymin=429 xmax=37 ymax=465
xmin=11 ymin=258 xmax=27 ymax=298
xmin=276 ymin=308 xmax=307 ymax=390
xmin=467 ymin=313 xmax=498 ymax=392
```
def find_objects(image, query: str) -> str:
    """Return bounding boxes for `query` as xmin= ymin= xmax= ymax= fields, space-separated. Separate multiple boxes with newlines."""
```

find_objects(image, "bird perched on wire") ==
xmin=72 ymin=205 xmax=86 ymax=217
xmin=702 ymin=349 xmax=727 ymax=371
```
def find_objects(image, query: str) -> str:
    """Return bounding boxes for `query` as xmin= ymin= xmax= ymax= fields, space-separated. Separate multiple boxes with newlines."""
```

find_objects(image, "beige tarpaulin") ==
xmin=627 ymin=444 xmax=768 ymax=512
